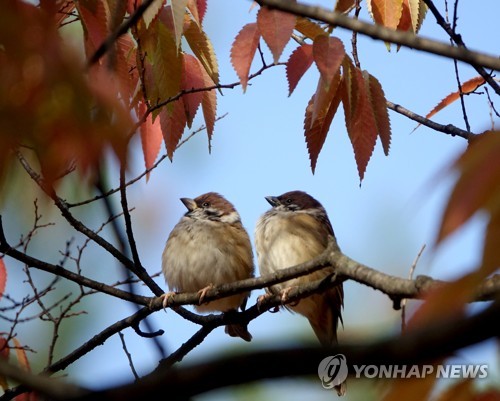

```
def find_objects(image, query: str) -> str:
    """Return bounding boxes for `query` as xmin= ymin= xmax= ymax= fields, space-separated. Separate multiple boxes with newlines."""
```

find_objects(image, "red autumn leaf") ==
xmin=257 ymin=6 xmax=296 ymax=64
xmin=368 ymin=0 xmax=404 ymax=30
xmin=304 ymin=73 xmax=343 ymax=173
xmin=0 ymin=258 xmax=6 ymax=302
xmin=313 ymin=35 xmax=345 ymax=88
xmin=114 ymin=33 xmax=139 ymax=104
xmin=160 ymin=98 xmax=187 ymax=160
xmin=181 ymin=54 xmax=204 ymax=127
xmin=77 ymin=0 xmax=109 ymax=58
xmin=343 ymin=68 xmax=378 ymax=182
xmin=230 ymin=23 xmax=261 ymax=92
xmin=286 ymin=43 xmax=314 ymax=96
xmin=199 ymin=65 xmax=218 ymax=151
xmin=138 ymin=101 xmax=163 ymax=179
xmin=365 ymin=72 xmax=391 ymax=155
xmin=187 ymin=0 xmax=207 ymax=25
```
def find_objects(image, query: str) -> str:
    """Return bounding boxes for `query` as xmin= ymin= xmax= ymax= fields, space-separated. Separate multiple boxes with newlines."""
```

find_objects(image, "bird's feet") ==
xmin=257 ymin=293 xmax=280 ymax=313
xmin=280 ymin=286 xmax=299 ymax=307
xmin=158 ymin=291 xmax=176 ymax=310
xmin=197 ymin=283 xmax=215 ymax=305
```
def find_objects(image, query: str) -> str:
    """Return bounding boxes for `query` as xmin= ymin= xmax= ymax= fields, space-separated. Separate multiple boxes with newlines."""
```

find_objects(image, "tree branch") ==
xmin=3 ymin=297 xmax=498 ymax=401
xmin=421 ymin=0 xmax=500 ymax=95
xmin=254 ymin=0 xmax=500 ymax=72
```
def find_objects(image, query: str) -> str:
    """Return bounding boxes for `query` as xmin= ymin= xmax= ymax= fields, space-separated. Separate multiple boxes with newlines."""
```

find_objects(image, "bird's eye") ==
xmin=202 ymin=202 xmax=210 ymax=207
xmin=286 ymin=198 xmax=293 ymax=204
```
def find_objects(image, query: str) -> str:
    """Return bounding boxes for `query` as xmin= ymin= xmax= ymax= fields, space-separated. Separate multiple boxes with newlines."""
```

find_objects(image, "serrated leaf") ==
xmin=199 ymin=64 xmax=217 ymax=151
xmin=413 ymin=0 xmax=428 ymax=34
xmin=334 ymin=0 xmax=356 ymax=13
xmin=141 ymin=0 xmax=165 ymax=28
xmin=184 ymin=18 xmax=220 ymax=86
xmin=160 ymin=98 xmax=187 ymax=160
xmin=311 ymin=71 xmax=342 ymax=125
xmin=77 ymin=0 xmax=110 ymax=57
xmin=426 ymin=76 xmax=485 ymax=120
xmin=340 ymin=56 xmax=359 ymax=127
xmin=153 ymin=21 xmax=183 ymax=106
xmin=257 ymin=6 xmax=296 ymax=64
xmin=367 ymin=0 xmax=404 ymax=30
xmin=286 ymin=43 xmax=314 ymax=96
xmin=365 ymin=72 xmax=391 ymax=155
xmin=0 ymin=258 xmax=6 ymax=302
xmin=230 ymin=23 xmax=260 ymax=92
xmin=313 ymin=35 xmax=345 ymax=88
xmin=172 ymin=0 xmax=188 ymax=48
xmin=305 ymin=73 xmax=343 ymax=173
xmin=138 ymin=101 xmax=163 ymax=180
xmin=294 ymin=17 xmax=326 ymax=40
xmin=114 ymin=33 xmax=139 ymax=104
xmin=438 ymin=131 xmax=500 ymax=244
xmin=343 ymin=67 xmax=378 ymax=182
xmin=181 ymin=53 xmax=204 ymax=127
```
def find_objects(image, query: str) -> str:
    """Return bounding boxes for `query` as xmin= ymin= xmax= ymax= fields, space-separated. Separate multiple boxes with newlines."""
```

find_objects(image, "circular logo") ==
xmin=318 ymin=354 xmax=348 ymax=389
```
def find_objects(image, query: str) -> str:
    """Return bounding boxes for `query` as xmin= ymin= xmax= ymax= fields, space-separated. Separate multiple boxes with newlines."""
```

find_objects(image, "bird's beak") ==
xmin=180 ymin=198 xmax=197 ymax=212
xmin=265 ymin=196 xmax=280 ymax=207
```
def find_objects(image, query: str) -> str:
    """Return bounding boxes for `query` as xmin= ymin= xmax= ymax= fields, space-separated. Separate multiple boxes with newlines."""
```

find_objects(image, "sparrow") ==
xmin=255 ymin=190 xmax=346 ymax=395
xmin=162 ymin=192 xmax=254 ymax=342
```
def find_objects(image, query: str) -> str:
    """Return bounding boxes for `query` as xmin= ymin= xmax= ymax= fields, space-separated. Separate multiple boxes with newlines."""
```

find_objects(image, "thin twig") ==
xmin=401 ymin=244 xmax=426 ymax=332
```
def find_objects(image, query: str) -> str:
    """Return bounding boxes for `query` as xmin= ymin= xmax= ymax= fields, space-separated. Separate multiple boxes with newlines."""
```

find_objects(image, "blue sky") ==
xmin=3 ymin=1 xmax=499 ymax=399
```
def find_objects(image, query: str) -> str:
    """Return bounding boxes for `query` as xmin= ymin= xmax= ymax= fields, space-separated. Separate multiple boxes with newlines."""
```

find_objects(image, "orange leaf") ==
xmin=0 ymin=258 xmax=5 ymax=302
xmin=313 ymin=35 xmax=345 ymax=88
xmin=366 ymin=72 xmax=391 ymax=155
xmin=160 ymin=98 xmax=187 ymax=160
xmin=425 ymin=76 xmax=485 ymax=120
xmin=294 ymin=17 xmax=326 ymax=40
xmin=138 ymin=101 xmax=163 ymax=179
xmin=437 ymin=131 xmax=500 ymax=243
xmin=286 ymin=43 xmax=314 ymax=96
xmin=181 ymin=54 xmax=204 ymax=127
xmin=368 ymin=0 xmax=404 ymax=30
xmin=230 ymin=23 xmax=261 ymax=92
xmin=304 ymin=74 xmax=343 ymax=173
xmin=257 ymin=6 xmax=296 ymax=64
